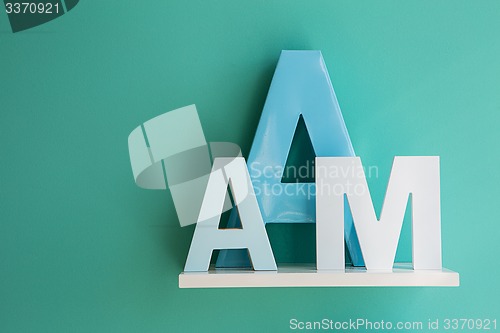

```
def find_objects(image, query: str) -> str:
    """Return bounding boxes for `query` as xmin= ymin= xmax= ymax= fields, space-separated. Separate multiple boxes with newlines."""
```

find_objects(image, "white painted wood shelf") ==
xmin=179 ymin=264 xmax=459 ymax=288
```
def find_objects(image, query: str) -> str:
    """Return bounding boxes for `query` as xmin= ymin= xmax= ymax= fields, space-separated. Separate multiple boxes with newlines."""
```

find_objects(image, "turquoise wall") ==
xmin=1 ymin=1 xmax=499 ymax=332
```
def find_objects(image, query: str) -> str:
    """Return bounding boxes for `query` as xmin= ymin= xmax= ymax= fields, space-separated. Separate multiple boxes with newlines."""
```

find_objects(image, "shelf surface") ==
xmin=179 ymin=263 xmax=459 ymax=288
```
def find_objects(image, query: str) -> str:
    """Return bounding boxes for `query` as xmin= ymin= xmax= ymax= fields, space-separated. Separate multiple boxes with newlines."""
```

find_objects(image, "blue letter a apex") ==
xmin=217 ymin=50 xmax=364 ymax=268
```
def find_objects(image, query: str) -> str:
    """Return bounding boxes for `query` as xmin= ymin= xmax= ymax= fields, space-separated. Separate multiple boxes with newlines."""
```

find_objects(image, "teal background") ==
xmin=1 ymin=1 xmax=499 ymax=332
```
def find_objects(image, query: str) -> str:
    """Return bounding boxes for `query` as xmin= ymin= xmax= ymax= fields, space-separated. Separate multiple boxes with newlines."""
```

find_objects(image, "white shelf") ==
xmin=179 ymin=263 xmax=459 ymax=288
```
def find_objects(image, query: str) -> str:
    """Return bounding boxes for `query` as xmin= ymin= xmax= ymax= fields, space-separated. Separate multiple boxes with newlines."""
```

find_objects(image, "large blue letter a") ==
xmin=217 ymin=50 xmax=364 ymax=268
